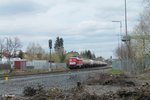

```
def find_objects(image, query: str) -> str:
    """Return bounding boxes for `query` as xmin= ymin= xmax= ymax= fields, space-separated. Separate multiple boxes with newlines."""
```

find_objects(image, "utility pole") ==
xmin=124 ymin=0 xmax=129 ymax=71
xmin=49 ymin=39 xmax=52 ymax=72
xmin=125 ymin=0 xmax=128 ymax=36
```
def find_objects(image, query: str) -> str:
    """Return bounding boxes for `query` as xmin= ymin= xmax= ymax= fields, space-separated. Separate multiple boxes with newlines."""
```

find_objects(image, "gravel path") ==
xmin=0 ymin=68 xmax=110 ymax=96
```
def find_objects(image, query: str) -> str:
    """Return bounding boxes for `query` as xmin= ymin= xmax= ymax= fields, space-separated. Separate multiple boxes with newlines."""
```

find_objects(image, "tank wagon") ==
xmin=67 ymin=57 xmax=107 ymax=69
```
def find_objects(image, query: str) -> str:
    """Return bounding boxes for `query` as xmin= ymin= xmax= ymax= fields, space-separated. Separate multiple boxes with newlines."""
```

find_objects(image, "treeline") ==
xmin=25 ymin=36 xmax=66 ymax=62
xmin=0 ymin=36 xmax=103 ymax=63
xmin=80 ymin=50 xmax=96 ymax=59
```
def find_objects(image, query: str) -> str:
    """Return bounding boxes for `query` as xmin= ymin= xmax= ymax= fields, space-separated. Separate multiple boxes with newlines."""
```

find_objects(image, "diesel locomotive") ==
xmin=67 ymin=57 xmax=107 ymax=69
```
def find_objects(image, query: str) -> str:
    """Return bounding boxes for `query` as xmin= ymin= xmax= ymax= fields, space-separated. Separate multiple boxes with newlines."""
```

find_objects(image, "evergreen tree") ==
xmin=18 ymin=50 xmax=24 ymax=59
xmin=87 ymin=50 xmax=92 ymax=59
xmin=59 ymin=38 xmax=63 ymax=47
xmin=80 ymin=50 xmax=95 ymax=59
xmin=54 ymin=37 xmax=64 ymax=50
xmin=54 ymin=37 xmax=60 ymax=50
xmin=54 ymin=36 xmax=65 ymax=62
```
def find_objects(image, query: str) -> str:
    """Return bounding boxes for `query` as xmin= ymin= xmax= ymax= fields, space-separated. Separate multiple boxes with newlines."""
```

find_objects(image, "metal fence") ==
xmin=0 ymin=64 xmax=11 ymax=70
xmin=112 ymin=58 xmax=150 ymax=74
xmin=144 ymin=56 xmax=150 ymax=68
xmin=26 ymin=60 xmax=67 ymax=70
xmin=26 ymin=60 xmax=49 ymax=69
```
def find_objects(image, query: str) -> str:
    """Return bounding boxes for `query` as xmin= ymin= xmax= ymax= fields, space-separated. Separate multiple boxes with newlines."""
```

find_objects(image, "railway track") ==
xmin=69 ymin=66 xmax=111 ymax=72
xmin=0 ymin=66 xmax=111 ymax=79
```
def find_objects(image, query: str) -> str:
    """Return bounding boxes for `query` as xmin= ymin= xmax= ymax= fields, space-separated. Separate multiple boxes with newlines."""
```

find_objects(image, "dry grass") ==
xmin=6 ymin=68 xmax=69 ymax=76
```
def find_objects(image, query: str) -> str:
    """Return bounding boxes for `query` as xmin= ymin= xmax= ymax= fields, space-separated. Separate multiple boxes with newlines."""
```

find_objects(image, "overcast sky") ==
xmin=0 ymin=0 xmax=144 ymax=59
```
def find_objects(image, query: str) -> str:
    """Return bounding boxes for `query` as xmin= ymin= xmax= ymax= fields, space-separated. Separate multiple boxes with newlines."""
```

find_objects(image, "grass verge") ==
xmin=109 ymin=69 xmax=124 ymax=75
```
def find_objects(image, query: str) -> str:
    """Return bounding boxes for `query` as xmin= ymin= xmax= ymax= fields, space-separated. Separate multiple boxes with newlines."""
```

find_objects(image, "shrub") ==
xmin=23 ymin=86 xmax=37 ymax=96
xmin=23 ymin=84 xmax=45 ymax=96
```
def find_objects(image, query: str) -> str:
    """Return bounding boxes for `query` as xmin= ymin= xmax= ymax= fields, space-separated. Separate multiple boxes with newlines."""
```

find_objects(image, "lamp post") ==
xmin=112 ymin=21 xmax=123 ymax=68
xmin=49 ymin=39 xmax=52 ymax=72
xmin=112 ymin=21 xmax=122 ymax=48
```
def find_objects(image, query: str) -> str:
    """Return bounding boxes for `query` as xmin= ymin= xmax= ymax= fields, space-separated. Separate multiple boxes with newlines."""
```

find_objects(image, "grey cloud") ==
xmin=0 ymin=0 xmax=48 ymax=16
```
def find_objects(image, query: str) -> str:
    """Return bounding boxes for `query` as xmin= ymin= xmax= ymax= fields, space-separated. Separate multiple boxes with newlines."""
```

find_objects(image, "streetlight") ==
xmin=112 ymin=21 xmax=122 ymax=48
xmin=112 ymin=21 xmax=123 ymax=68
xmin=112 ymin=21 xmax=122 ymax=35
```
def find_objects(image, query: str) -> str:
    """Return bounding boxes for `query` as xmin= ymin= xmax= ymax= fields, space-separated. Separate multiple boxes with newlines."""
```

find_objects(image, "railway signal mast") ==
xmin=49 ymin=39 xmax=52 ymax=72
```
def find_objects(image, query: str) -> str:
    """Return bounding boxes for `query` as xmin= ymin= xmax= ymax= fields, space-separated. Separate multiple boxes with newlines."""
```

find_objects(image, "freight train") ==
xmin=67 ymin=57 xmax=107 ymax=69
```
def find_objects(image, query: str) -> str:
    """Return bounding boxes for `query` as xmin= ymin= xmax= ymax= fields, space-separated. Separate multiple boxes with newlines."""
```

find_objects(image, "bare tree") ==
xmin=114 ymin=0 xmax=150 ymax=73
xmin=115 ymin=44 xmax=127 ymax=59
xmin=1 ymin=37 xmax=22 ymax=58
xmin=26 ymin=42 xmax=46 ymax=60
xmin=126 ymin=4 xmax=150 ymax=73
xmin=0 ymin=39 xmax=4 ymax=58
xmin=143 ymin=0 xmax=150 ymax=7
xmin=13 ymin=37 xmax=22 ymax=56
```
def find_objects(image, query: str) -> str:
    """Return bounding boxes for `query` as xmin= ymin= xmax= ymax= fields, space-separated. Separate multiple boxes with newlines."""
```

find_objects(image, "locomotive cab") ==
xmin=67 ymin=57 xmax=83 ymax=69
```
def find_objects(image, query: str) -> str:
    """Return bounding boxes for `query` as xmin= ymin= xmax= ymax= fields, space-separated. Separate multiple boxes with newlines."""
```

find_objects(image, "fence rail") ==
xmin=26 ymin=60 xmax=67 ymax=70
xmin=112 ymin=58 xmax=150 ymax=74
